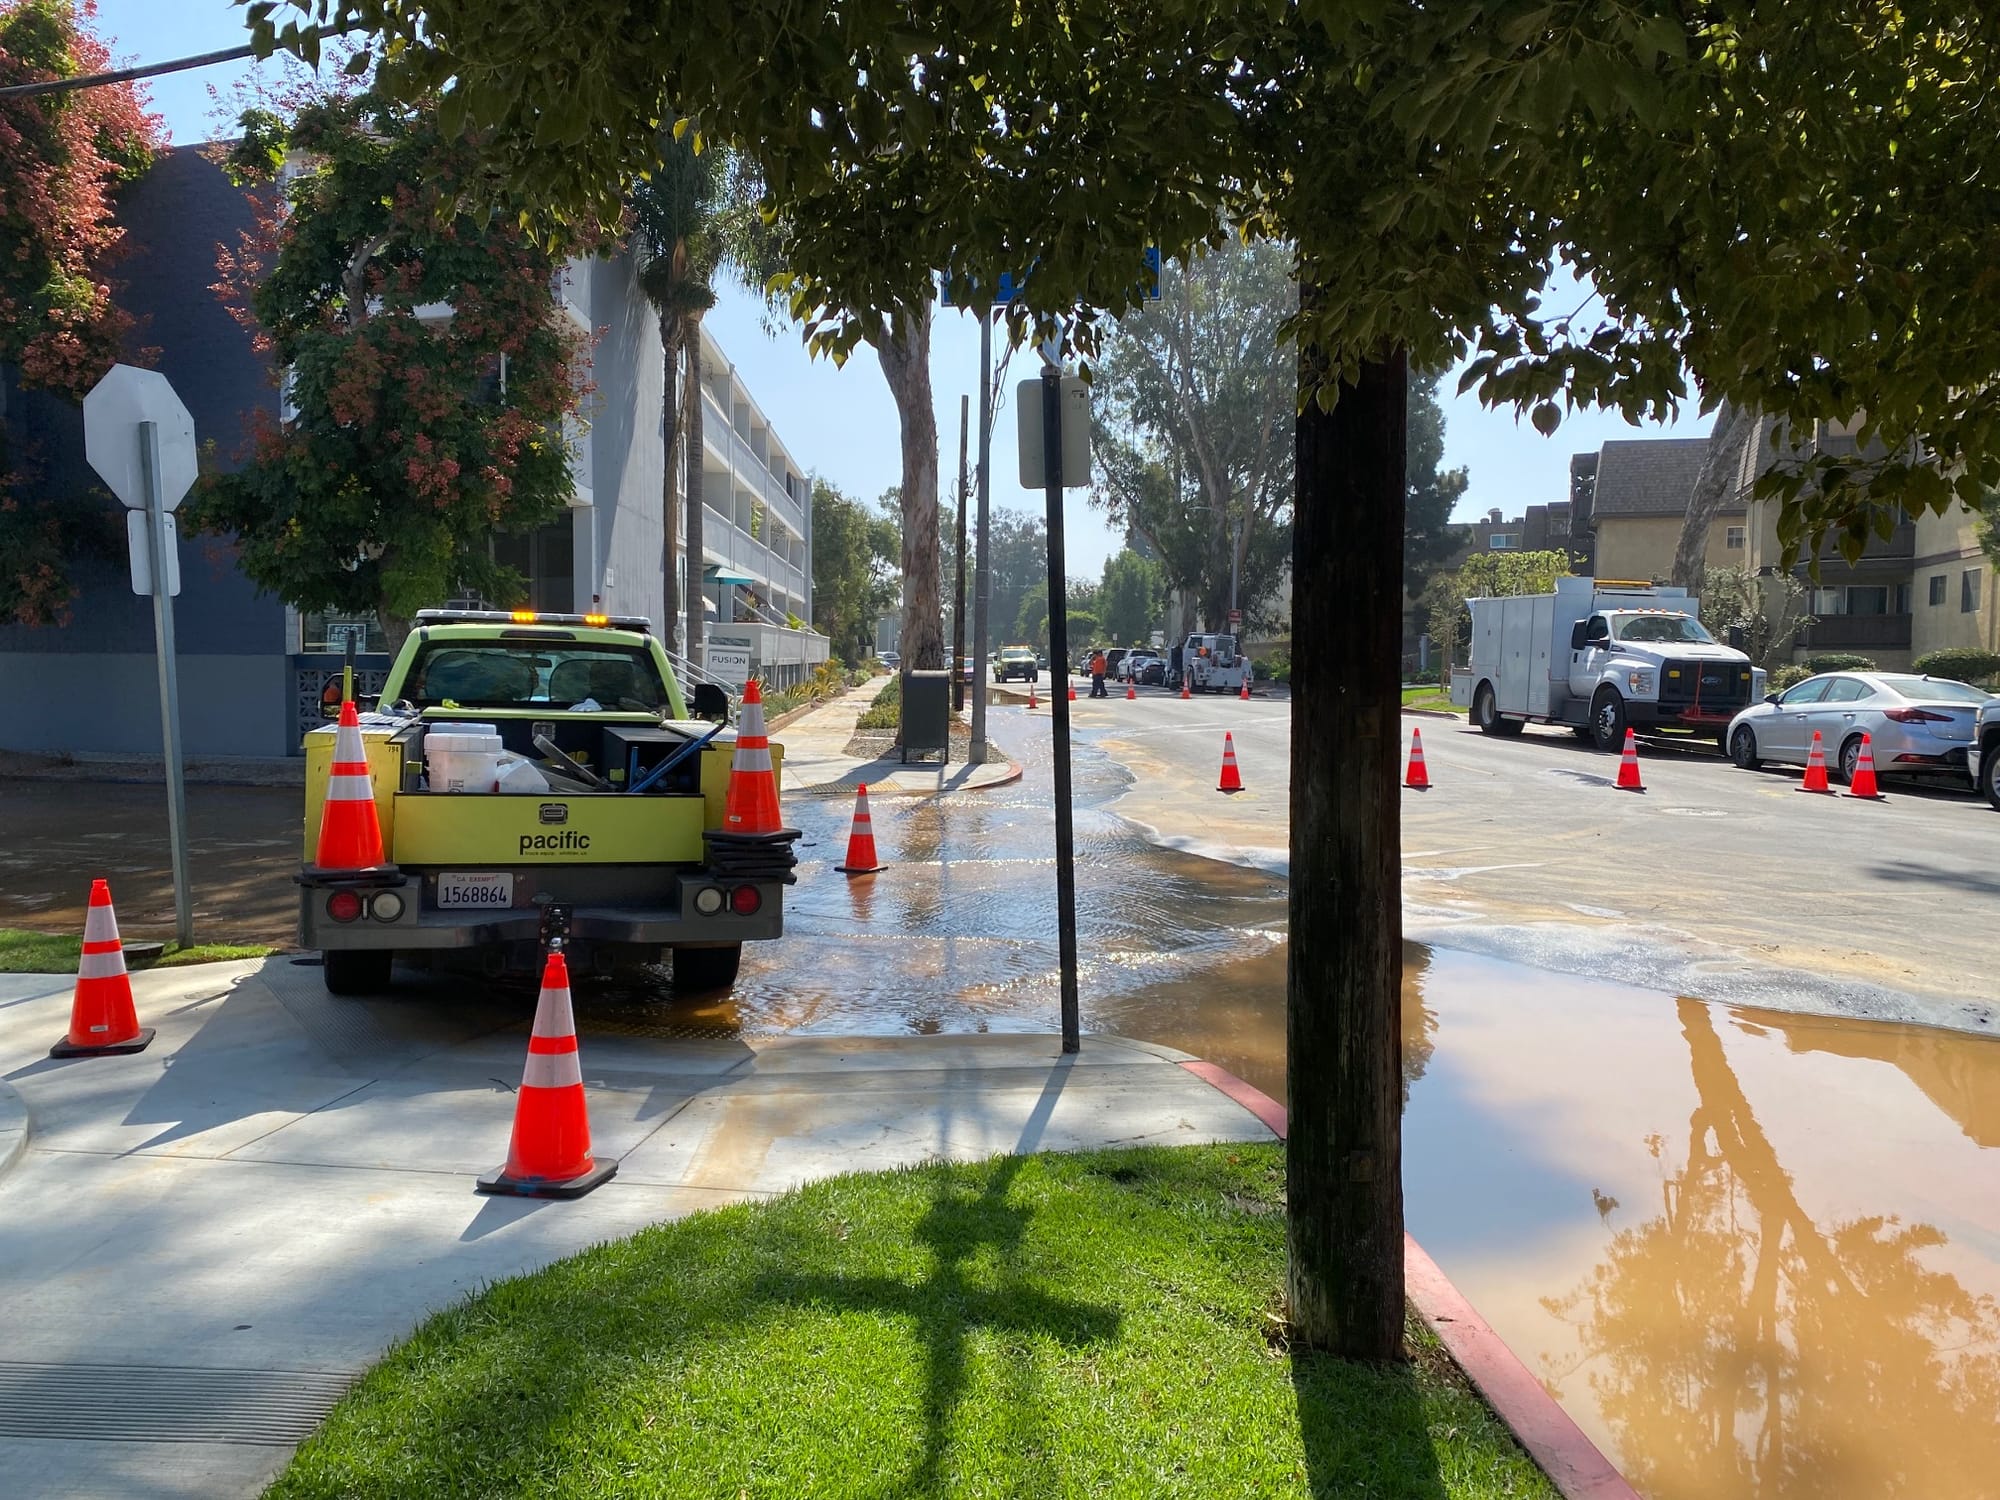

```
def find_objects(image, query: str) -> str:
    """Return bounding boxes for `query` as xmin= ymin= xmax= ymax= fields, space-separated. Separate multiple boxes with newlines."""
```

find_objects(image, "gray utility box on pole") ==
xmin=899 ymin=669 xmax=952 ymax=765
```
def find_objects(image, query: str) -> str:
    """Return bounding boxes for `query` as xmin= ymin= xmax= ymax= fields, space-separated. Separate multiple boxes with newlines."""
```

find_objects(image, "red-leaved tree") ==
xmin=0 ymin=0 xmax=159 ymax=626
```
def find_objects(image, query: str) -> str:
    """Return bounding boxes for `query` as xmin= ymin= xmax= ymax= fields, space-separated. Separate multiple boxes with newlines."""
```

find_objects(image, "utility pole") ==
xmin=971 ymin=310 xmax=993 ymax=762
xmin=1039 ymin=361 xmax=1080 ymax=1053
xmin=953 ymin=394 xmax=969 ymax=712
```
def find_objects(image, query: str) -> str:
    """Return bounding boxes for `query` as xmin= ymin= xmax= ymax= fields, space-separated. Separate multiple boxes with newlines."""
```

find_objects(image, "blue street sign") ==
xmin=939 ymin=250 xmax=1160 ymax=307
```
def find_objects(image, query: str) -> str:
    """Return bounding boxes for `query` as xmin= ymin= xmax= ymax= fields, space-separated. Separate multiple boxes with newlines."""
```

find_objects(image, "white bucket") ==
xmin=425 ymin=729 xmax=504 ymax=794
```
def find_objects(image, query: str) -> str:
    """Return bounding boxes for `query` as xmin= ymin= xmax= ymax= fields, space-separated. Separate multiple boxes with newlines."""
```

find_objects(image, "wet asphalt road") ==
xmin=7 ymin=700 xmax=2000 ymax=1499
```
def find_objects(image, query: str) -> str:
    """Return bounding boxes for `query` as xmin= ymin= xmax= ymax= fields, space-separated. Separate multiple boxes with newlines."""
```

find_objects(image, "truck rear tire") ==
xmin=1590 ymin=687 xmax=1628 ymax=752
xmin=323 ymin=948 xmax=393 ymax=996
xmin=674 ymin=944 xmax=742 ymax=993
xmin=1473 ymin=683 xmax=1503 ymax=735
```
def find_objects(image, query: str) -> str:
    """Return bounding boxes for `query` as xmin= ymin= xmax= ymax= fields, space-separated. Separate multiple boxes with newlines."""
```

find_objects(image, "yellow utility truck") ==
xmin=300 ymin=609 xmax=793 ymax=995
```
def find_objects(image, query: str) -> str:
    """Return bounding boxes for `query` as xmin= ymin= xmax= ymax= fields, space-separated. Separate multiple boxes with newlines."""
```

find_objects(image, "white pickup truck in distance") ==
xmin=1451 ymin=577 xmax=1761 ymax=752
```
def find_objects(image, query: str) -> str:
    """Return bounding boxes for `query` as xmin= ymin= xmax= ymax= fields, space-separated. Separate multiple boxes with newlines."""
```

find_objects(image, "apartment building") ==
xmin=1580 ymin=438 xmax=1731 ymax=582
xmin=0 ymin=146 xmax=825 ymax=758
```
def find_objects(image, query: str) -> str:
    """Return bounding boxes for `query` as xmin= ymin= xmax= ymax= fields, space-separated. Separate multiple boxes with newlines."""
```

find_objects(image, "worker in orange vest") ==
xmin=1089 ymin=649 xmax=1109 ymax=698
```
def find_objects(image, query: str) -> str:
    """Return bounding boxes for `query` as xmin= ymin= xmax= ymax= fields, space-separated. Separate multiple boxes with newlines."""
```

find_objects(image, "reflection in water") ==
xmin=1492 ymin=995 xmax=2000 ymax=1500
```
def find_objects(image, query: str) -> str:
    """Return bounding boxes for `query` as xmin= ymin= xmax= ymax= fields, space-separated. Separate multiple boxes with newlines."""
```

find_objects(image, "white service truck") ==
xmin=1450 ymin=578 xmax=1760 ymax=751
xmin=1173 ymin=633 xmax=1251 ymax=694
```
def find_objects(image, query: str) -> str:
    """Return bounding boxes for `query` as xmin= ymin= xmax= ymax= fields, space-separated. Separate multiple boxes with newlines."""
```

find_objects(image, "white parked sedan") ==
xmin=1725 ymin=672 xmax=1993 ymax=784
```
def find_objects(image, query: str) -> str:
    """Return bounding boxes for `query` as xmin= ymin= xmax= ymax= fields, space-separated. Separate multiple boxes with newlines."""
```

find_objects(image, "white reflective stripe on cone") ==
xmin=77 ymin=949 xmax=128 ymax=980
xmin=334 ymin=724 xmax=366 ymax=759
xmin=530 ymin=989 xmax=577 ymax=1038
xmin=732 ymin=747 xmax=773 ymax=773
xmin=521 ymin=1048 xmax=584 ymax=1090
xmin=325 ymin=775 xmax=376 ymax=802
xmin=738 ymin=707 xmax=767 ymax=736
xmin=82 ymin=903 xmax=120 ymax=944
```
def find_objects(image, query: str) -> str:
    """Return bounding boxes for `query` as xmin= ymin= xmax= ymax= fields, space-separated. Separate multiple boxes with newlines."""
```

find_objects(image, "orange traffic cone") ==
xmin=1218 ymin=732 xmax=1244 ymax=793
xmin=478 ymin=951 xmax=616 ymax=1198
xmin=1180 ymin=677 xmax=1191 ymax=700
xmin=1615 ymin=728 xmax=1645 ymax=792
xmin=50 ymin=879 xmax=154 ymax=1058
xmin=1405 ymin=728 xmax=1431 ymax=790
xmin=836 ymin=783 xmax=886 ymax=874
xmin=1125 ymin=681 xmax=1137 ymax=700
xmin=1028 ymin=681 xmax=1038 ymax=709
xmin=723 ymin=679 xmax=784 ymax=833
xmin=1845 ymin=733 xmax=1883 ymax=799
xmin=315 ymin=700 xmax=386 ymax=869
xmin=1067 ymin=681 xmax=1077 ymax=702
xmin=1799 ymin=730 xmax=1834 ymax=794
xmin=1240 ymin=676 xmax=1251 ymax=700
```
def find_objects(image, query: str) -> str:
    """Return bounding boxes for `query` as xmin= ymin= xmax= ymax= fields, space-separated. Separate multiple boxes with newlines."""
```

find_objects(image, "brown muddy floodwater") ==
xmin=8 ymin=715 xmax=2000 ymax=1499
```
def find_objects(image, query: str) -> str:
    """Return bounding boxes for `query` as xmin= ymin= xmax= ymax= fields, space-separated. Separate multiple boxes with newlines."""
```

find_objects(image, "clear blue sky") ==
xmin=99 ymin=0 xmax=1710 ymax=580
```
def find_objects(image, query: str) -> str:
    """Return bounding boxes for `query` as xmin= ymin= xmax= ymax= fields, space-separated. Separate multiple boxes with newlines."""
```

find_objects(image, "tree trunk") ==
xmin=684 ymin=318 xmax=707 ymax=662
xmin=1670 ymin=402 xmax=1756 ymax=594
xmin=659 ymin=312 xmax=683 ymax=652
xmin=877 ymin=303 xmax=945 ymax=670
xmin=1287 ymin=332 xmax=1407 ymax=1362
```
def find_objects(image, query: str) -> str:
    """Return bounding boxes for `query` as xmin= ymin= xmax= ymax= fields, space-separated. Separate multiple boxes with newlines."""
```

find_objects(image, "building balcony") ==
xmin=701 ymin=389 xmax=806 ymax=542
xmin=704 ymin=507 xmax=805 ymax=599
xmin=1799 ymin=613 xmax=1913 ymax=651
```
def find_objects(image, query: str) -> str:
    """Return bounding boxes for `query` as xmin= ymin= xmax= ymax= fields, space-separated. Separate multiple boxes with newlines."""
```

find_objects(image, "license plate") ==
xmin=436 ymin=872 xmax=514 ymax=909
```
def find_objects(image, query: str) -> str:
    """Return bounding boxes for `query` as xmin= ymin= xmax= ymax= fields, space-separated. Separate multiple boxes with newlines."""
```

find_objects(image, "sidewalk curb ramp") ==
xmin=0 ymin=1080 xmax=29 ymax=1180
xmin=1175 ymin=1059 xmax=1642 ymax=1500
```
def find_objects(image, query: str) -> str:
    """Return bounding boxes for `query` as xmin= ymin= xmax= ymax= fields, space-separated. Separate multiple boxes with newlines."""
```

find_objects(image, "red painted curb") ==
xmin=1175 ymin=1060 xmax=1640 ymax=1500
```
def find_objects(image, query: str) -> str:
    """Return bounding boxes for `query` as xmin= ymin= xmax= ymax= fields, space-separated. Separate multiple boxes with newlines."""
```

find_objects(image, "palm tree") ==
xmin=632 ymin=134 xmax=724 ymax=661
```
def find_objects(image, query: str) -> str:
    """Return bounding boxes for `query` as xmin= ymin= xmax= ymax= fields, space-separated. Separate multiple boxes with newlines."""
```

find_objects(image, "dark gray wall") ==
xmin=0 ymin=145 xmax=283 ymax=661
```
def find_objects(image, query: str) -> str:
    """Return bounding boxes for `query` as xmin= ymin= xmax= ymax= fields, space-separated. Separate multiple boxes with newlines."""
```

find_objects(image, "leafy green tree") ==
xmin=0 ymin=0 xmax=157 ymax=626
xmin=1091 ymin=238 xmax=1294 ymax=630
xmin=281 ymin=0 xmax=2000 ymax=1365
xmin=1403 ymin=368 xmax=1470 ymax=594
xmin=189 ymin=87 xmax=589 ymax=646
xmin=1099 ymin=549 xmax=1162 ymax=646
xmin=1699 ymin=564 xmax=1810 ymax=673
xmin=808 ymin=477 xmax=897 ymax=664
xmin=631 ymin=133 xmax=725 ymax=655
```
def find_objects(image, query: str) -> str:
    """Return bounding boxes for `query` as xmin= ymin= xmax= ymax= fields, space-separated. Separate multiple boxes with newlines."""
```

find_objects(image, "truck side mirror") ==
xmin=690 ymin=683 xmax=730 ymax=723
xmin=1569 ymin=622 xmax=1588 ymax=651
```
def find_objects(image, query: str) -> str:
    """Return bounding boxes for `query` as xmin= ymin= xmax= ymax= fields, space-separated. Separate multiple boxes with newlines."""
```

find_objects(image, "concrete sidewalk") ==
xmin=0 ymin=958 xmax=1272 ymax=1498
xmin=776 ymin=673 xmax=1020 ymax=797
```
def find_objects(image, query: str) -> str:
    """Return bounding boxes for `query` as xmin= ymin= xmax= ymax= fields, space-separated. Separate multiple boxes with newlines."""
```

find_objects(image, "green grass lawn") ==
xmin=1401 ymin=684 xmax=1461 ymax=714
xmin=271 ymin=1146 xmax=1556 ymax=1499
xmin=0 ymin=929 xmax=273 ymax=974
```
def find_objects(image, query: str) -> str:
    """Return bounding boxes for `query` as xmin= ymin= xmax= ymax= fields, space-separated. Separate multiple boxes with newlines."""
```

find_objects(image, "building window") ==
xmin=1724 ymin=525 xmax=1745 ymax=549
xmin=1846 ymin=585 xmax=1889 ymax=617
xmin=1930 ymin=573 xmax=1948 ymax=607
xmin=1894 ymin=583 xmax=1911 ymax=615
xmin=1488 ymin=533 xmax=1517 ymax=550
xmin=1811 ymin=587 xmax=1843 ymax=615
xmin=1964 ymin=569 xmax=1984 ymax=614
xmin=300 ymin=611 xmax=387 ymax=654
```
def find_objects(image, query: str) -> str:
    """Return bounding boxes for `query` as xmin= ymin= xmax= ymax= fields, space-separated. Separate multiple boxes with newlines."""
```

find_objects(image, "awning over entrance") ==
xmin=705 ymin=568 xmax=757 ymax=586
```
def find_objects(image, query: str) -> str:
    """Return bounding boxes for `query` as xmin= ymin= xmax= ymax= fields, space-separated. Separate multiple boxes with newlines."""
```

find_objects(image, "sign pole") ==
xmin=1040 ymin=364 xmax=1080 ymax=1054
xmin=953 ymin=393 xmax=969 ymax=714
xmin=141 ymin=420 xmax=194 ymax=949
xmin=970 ymin=310 xmax=993 ymax=764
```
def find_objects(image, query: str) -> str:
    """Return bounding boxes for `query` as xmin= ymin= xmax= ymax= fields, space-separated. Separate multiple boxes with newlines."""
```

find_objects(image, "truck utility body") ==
xmin=299 ymin=609 xmax=790 ymax=995
xmin=1450 ymin=578 xmax=1758 ymax=750
xmin=1175 ymin=633 xmax=1249 ymax=693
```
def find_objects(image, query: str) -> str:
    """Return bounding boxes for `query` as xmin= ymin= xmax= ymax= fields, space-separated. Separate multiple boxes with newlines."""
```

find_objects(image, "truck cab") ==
xmin=299 ymin=609 xmax=791 ymax=996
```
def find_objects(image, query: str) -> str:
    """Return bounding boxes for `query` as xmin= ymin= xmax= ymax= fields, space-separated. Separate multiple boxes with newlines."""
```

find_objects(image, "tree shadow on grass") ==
xmin=753 ymin=1152 xmax=1119 ymax=1496
xmin=1292 ymin=1346 xmax=1448 ymax=1500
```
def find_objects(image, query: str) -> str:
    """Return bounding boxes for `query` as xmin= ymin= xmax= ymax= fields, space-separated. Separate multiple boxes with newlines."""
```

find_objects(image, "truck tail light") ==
xmin=370 ymin=890 xmax=405 ymax=922
xmin=326 ymin=889 xmax=363 ymax=923
xmin=729 ymin=885 xmax=763 ymax=916
xmin=693 ymin=886 xmax=725 ymax=916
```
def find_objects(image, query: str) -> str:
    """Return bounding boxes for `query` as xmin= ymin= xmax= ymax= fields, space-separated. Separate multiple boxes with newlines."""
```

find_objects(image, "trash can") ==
xmin=900 ymin=669 xmax=951 ymax=765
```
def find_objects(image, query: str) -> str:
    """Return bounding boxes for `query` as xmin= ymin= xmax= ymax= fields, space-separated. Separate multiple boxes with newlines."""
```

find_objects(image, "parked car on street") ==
xmin=1102 ymin=647 xmax=1133 ymax=680
xmin=1725 ymin=672 xmax=1992 ymax=784
xmin=879 ymin=651 xmax=900 ymax=670
xmin=1118 ymin=650 xmax=1163 ymax=684
xmin=1974 ymin=697 xmax=2000 ymax=809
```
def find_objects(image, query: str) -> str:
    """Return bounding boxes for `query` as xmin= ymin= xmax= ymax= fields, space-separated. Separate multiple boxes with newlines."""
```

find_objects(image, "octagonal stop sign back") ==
xmin=83 ymin=364 xmax=197 ymax=512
